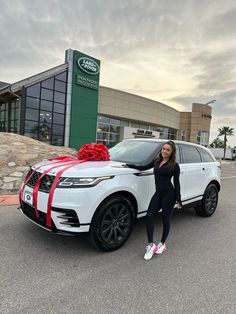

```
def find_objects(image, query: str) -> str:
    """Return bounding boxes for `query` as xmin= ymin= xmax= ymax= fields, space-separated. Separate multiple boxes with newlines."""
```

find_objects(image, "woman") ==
xmin=127 ymin=141 xmax=182 ymax=260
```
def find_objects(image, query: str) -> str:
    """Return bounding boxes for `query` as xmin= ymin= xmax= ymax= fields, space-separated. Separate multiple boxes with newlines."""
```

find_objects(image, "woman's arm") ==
xmin=126 ymin=159 xmax=155 ymax=171
xmin=173 ymin=163 xmax=182 ymax=206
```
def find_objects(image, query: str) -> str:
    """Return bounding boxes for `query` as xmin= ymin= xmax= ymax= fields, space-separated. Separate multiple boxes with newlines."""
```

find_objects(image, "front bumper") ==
xmin=19 ymin=201 xmax=89 ymax=235
xmin=20 ymin=176 xmax=119 ymax=234
xmin=19 ymin=179 xmax=107 ymax=233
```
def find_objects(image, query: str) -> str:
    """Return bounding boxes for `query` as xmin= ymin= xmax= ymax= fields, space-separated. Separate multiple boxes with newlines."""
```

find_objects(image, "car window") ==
xmin=181 ymin=145 xmax=201 ymax=163
xmin=175 ymin=144 xmax=180 ymax=163
xmin=197 ymin=147 xmax=215 ymax=162
xmin=109 ymin=140 xmax=161 ymax=163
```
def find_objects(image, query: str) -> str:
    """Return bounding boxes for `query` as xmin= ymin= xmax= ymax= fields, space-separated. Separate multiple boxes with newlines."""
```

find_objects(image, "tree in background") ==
xmin=217 ymin=126 xmax=234 ymax=159
xmin=210 ymin=137 xmax=224 ymax=148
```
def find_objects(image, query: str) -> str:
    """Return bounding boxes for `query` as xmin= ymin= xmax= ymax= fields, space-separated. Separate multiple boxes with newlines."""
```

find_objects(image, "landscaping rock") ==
xmin=8 ymin=162 xmax=16 ymax=167
xmin=0 ymin=132 xmax=77 ymax=195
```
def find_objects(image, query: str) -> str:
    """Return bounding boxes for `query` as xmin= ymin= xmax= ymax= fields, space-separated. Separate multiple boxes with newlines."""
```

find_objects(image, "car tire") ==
xmin=89 ymin=195 xmax=135 ymax=251
xmin=194 ymin=183 xmax=218 ymax=217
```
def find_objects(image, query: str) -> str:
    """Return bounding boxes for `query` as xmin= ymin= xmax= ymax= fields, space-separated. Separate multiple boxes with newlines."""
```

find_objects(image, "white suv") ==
xmin=19 ymin=139 xmax=221 ymax=251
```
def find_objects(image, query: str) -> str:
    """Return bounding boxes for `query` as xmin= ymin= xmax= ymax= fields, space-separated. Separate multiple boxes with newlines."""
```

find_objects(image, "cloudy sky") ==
xmin=0 ymin=0 xmax=236 ymax=146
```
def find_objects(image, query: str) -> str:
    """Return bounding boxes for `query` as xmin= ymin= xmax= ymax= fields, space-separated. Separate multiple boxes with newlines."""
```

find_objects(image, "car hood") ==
xmin=32 ymin=160 xmax=140 ymax=177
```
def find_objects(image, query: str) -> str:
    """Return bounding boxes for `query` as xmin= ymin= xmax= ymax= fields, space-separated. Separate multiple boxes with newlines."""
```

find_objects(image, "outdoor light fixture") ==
xmin=205 ymin=99 xmax=216 ymax=105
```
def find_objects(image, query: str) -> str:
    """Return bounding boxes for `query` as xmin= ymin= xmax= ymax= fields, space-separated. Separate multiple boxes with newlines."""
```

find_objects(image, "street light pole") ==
xmin=205 ymin=99 xmax=216 ymax=105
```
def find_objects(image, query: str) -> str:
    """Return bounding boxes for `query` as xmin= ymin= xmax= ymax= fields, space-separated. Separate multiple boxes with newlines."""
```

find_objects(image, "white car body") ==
xmin=19 ymin=139 xmax=221 ymax=251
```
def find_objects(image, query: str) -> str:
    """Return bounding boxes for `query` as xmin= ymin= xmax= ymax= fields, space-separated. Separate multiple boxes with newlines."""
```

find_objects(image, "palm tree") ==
xmin=217 ymin=126 xmax=234 ymax=159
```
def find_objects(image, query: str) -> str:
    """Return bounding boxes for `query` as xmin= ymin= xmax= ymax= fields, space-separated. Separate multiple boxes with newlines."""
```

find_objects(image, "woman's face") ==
xmin=161 ymin=144 xmax=172 ymax=159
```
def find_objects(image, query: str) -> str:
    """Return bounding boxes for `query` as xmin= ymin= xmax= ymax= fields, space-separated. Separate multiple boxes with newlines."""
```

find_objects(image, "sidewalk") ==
xmin=0 ymin=195 xmax=19 ymax=205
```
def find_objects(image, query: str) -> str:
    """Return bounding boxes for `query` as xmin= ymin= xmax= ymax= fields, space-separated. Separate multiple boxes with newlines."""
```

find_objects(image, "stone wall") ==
xmin=0 ymin=133 xmax=77 ymax=195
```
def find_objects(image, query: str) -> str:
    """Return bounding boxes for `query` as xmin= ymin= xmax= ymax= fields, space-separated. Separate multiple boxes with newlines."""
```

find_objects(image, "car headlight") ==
xmin=57 ymin=176 xmax=114 ymax=188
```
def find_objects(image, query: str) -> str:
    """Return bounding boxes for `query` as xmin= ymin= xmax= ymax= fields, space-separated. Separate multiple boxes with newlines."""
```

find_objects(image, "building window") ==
xmin=0 ymin=103 xmax=8 ymax=132
xmin=159 ymin=127 xmax=177 ymax=140
xmin=56 ymin=72 xmax=67 ymax=82
xmin=168 ymin=128 xmax=177 ymax=140
xmin=40 ymin=100 xmax=53 ymax=112
xmin=97 ymin=122 xmax=109 ymax=133
xmin=24 ymin=70 xmax=67 ymax=146
xmin=120 ymin=120 xmax=129 ymax=127
xmin=96 ymin=115 xmax=177 ymax=147
xmin=150 ymin=125 xmax=159 ymax=131
xmin=0 ymin=100 xmax=20 ymax=133
xmin=197 ymin=131 xmax=209 ymax=146
xmin=42 ymin=77 xmax=54 ymax=89
xmin=139 ymin=123 xmax=148 ymax=130
xmin=55 ymin=80 xmax=66 ymax=93
xmin=41 ymin=88 xmax=53 ymax=101
xmin=160 ymin=128 xmax=168 ymax=139
xmin=130 ymin=121 xmax=140 ymax=128
xmin=98 ymin=115 xmax=109 ymax=124
xmin=109 ymin=118 xmax=120 ymax=126
xmin=180 ymin=129 xmax=187 ymax=141
xmin=26 ymin=108 xmax=39 ymax=121
xmin=26 ymin=83 xmax=40 ymax=98
xmin=96 ymin=115 xmax=121 ymax=147
xmin=26 ymin=97 xmax=40 ymax=109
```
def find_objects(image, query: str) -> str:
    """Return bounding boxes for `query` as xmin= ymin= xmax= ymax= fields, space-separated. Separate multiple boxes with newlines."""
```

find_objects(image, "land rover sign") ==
xmin=78 ymin=57 xmax=100 ymax=75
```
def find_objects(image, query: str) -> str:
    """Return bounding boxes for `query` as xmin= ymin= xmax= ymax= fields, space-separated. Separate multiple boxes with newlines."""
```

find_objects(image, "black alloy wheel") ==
xmin=195 ymin=183 xmax=218 ymax=217
xmin=89 ymin=195 xmax=135 ymax=251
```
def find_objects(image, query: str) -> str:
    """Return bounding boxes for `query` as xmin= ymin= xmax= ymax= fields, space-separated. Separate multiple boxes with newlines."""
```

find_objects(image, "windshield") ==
xmin=109 ymin=140 xmax=161 ymax=163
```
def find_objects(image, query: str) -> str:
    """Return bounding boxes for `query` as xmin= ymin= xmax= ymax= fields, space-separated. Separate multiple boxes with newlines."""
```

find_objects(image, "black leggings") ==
xmin=146 ymin=188 xmax=176 ymax=243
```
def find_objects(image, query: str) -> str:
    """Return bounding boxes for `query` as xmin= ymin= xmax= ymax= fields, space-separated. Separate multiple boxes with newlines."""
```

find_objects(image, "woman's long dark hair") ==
xmin=156 ymin=141 xmax=176 ymax=167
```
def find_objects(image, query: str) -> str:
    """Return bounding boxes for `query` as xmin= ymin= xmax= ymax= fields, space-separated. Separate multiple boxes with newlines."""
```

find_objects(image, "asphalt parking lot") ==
xmin=1 ymin=163 xmax=236 ymax=314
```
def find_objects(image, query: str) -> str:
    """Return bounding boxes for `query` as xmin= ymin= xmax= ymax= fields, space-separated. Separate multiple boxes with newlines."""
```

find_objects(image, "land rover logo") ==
xmin=78 ymin=57 xmax=100 ymax=75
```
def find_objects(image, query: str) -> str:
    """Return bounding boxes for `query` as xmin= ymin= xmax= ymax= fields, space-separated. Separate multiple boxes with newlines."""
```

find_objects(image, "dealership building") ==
xmin=0 ymin=49 xmax=212 ymax=149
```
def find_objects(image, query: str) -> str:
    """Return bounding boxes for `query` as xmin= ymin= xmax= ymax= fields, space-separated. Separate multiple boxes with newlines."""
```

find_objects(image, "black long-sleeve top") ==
xmin=127 ymin=160 xmax=182 ymax=205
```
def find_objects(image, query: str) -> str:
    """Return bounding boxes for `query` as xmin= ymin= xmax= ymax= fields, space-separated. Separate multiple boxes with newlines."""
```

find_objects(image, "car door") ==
xmin=175 ymin=144 xmax=186 ymax=202
xmin=180 ymin=144 xmax=207 ymax=202
xmin=135 ymin=168 xmax=154 ymax=217
xmin=196 ymin=146 xmax=216 ymax=188
xmin=136 ymin=143 xmax=161 ymax=216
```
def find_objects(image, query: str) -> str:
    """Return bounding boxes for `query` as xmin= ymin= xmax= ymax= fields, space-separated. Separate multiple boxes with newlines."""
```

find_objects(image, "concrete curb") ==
xmin=0 ymin=195 xmax=19 ymax=205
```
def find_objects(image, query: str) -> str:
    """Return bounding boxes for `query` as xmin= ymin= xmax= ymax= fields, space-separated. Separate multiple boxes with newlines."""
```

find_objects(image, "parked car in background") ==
xmin=19 ymin=139 xmax=221 ymax=251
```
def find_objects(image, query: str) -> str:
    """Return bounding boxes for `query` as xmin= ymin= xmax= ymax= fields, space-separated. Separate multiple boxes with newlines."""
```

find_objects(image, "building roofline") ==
xmin=0 ymin=63 xmax=68 ymax=95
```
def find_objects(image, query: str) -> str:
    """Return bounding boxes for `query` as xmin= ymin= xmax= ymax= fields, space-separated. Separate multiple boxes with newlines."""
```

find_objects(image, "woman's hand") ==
xmin=176 ymin=202 xmax=182 ymax=209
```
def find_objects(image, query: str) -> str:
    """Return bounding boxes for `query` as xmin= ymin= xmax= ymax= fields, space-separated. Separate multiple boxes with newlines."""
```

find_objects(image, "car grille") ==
xmin=21 ymin=201 xmax=57 ymax=231
xmin=25 ymin=169 xmax=55 ymax=193
xmin=21 ymin=202 xmax=80 ymax=229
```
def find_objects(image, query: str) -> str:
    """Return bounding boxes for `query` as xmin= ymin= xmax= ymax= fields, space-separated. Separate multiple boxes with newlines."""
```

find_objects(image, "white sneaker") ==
xmin=144 ymin=244 xmax=157 ymax=260
xmin=155 ymin=242 xmax=167 ymax=255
